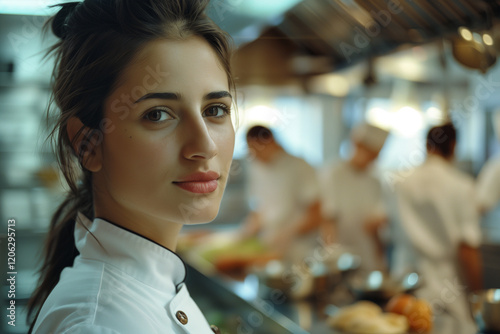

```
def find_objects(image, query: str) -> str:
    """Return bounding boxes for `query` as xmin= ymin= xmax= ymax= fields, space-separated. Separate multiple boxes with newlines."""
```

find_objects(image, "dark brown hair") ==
xmin=426 ymin=122 xmax=457 ymax=159
xmin=27 ymin=0 xmax=234 ymax=331
xmin=246 ymin=125 xmax=274 ymax=142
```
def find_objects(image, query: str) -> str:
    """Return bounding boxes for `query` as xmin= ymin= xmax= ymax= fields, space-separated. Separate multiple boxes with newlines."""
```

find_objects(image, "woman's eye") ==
xmin=203 ymin=105 xmax=229 ymax=118
xmin=144 ymin=109 xmax=172 ymax=122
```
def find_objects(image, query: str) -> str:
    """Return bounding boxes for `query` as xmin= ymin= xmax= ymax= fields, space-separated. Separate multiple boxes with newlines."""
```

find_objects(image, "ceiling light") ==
xmin=426 ymin=107 xmax=446 ymax=125
xmin=459 ymin=27 xmax=472 ymax=41
xmin=243 ymin=105 xmax=282 ymax=128
xmin=310 ymin=74 xmax=350 ymax=97
xmin=366 ymin=108 xmax=392 ymax=130
xmin=483 ymin=33 xmax=494 ymax=46
xmin=393 ymin=106 xmax=424 ymax=137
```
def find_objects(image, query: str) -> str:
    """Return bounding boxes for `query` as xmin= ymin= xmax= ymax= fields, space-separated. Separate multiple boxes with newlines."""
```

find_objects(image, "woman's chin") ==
xmin=177 ymin=207 xmax=221 ymax=225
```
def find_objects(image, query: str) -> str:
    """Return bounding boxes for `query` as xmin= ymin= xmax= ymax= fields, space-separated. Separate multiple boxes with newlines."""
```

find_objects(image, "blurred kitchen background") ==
xmin=1 ymin=0 xmax=500 ymax=333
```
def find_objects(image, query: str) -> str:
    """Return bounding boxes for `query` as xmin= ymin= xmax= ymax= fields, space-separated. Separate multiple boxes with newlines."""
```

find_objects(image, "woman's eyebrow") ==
xmin=204 ymin=91 xmax=232 ymax=101
xmin=134 ymin=92 xmax=180 ymax=103
xmin=134 ymin=90 xmax=231 ymax=104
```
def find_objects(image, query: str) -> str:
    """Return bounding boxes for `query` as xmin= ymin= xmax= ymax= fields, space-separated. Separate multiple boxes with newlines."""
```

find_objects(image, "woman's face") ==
xmin=93 ymin=36 xmax=234 ymax=226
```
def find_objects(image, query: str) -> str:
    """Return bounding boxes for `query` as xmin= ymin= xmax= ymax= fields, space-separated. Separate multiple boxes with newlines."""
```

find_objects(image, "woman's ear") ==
xmin=67 ymin=117 xmax=103 ymax=172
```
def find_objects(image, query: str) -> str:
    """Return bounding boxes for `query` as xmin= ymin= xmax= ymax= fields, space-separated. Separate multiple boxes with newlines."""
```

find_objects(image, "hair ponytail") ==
xmin=27 ymin=171 xmax=93 ymax=332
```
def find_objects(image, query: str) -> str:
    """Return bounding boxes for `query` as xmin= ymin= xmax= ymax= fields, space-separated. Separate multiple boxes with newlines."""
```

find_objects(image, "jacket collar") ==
xmin=75 ymin=212 xmax=186 ymax=293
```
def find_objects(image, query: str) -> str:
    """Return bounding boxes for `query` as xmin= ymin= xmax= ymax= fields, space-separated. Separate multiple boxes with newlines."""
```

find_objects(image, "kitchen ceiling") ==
xmin=275 ymin=0 xmax=500 ymax=69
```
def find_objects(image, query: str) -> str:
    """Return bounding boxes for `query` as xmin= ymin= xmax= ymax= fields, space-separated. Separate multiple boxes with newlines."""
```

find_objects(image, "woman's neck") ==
xmin=93 ymin=195 xmax=183 ymax=251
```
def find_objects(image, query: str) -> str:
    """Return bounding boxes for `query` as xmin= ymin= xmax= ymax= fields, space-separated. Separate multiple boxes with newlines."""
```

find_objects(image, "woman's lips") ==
xmin=173 ymin=180 xmax=218 ymax=193
xmin=173 ymin=171 xmax=220 ymax=193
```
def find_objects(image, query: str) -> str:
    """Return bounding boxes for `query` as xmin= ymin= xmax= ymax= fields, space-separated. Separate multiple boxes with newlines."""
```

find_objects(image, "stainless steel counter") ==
xmin=185 ymin=260 xmax=487 ymax=334
xmin=185 ymin=264 xmax=308 ymax=334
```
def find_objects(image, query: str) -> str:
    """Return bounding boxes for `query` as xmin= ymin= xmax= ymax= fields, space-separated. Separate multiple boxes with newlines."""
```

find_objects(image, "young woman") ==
xmin=27 ymin=1 xmax=235 ymax=333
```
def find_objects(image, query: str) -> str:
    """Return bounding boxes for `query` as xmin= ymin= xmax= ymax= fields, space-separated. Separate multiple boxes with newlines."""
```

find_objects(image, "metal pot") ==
xmin=470 ymin=289 xmax=500 ymax=332
xmin=348 ymin=270 xmax=422 ymax=302
xmin=255 ymin=252 xmax=361 ymax=300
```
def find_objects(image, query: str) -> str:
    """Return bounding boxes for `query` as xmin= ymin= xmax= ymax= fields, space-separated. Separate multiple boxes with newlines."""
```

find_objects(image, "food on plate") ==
xmin=386 ymin=294 xmax=433 ymax=332
xmin=328 ymin=301 xmax=409 ymax=334
xmin=406 ymin=299 xmax=433 ymax=332
xmin=385 ymin=293 xmax=416 ymax=315
xmin=328 ymin=301 xmax=381 ymax=328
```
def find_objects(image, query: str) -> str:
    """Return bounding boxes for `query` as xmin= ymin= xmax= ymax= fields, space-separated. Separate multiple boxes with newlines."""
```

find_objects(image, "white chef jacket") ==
xmin=477 ymin=156 xmax=500 ymax=212
xmin=320 ymin=161 xmax=387 ymax=271
xmin=33 ymin=213 xmax=215 ymax=334
xmin=394 ymin=155 xmax=481 ymax=331
xmin=248 ymin=150 xmax=320 ymax=248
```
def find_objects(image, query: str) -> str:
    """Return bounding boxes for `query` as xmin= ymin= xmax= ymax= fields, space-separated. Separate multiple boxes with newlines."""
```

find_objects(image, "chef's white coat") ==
xmin=248 ymin=150 xmax=320 ymax=249
xmin=394 ymin=155 xmax=481 ymax=331
xmin=320 ymin=161 xmax=387 ymax=271
xmin=477 ymin=156 xmax=500 ymax=212
xmin=33 ymin=213 xmax=215 ymax=334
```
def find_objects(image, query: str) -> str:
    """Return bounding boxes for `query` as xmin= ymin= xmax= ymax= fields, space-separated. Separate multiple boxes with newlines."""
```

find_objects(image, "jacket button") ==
xmin=175 ymin=310 xmax=188 ymax=325
xmin=210 ymin=325 xmax=220 ymax=334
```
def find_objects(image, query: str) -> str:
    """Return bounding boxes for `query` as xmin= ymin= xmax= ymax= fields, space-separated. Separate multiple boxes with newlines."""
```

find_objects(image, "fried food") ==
xmin=386 ymin=294 xmax=433 ymax=332
xmin=328 ymin=301 xmax=409 ymax=334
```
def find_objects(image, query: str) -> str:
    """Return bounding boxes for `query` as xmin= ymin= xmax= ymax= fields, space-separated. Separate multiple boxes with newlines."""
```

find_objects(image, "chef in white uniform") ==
xmin=394 ymin=123 xmax=482 ymax=332
xmin=243 ymin=125 xmax=321 ymax=258
xmin=320 ymin=123 xmax=389 ymax=272
xmin=28 ymin=0 xmax=234 ymax=333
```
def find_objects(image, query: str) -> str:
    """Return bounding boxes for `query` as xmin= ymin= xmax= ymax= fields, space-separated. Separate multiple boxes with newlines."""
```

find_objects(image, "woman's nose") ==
xmin=181 ymin=117 xmax=218 ymax=160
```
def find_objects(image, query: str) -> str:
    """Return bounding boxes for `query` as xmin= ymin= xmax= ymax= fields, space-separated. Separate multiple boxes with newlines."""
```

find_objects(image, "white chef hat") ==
xmin=351 ymin=122 xmax=389 ymax=152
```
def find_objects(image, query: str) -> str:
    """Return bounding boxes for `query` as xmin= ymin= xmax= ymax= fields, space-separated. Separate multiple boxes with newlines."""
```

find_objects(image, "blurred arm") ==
xmin=296 ymin=200 xmax=322 ymax=235
xmin=271 ymin=200 xmax=322 ymax=253
xmin=458 ymin=242 xmax=483 ymax=292
xmin=476 ymin=159 xmax=500 ymax=214
xmin=458 ymin=178 xmax=483 ymax=291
